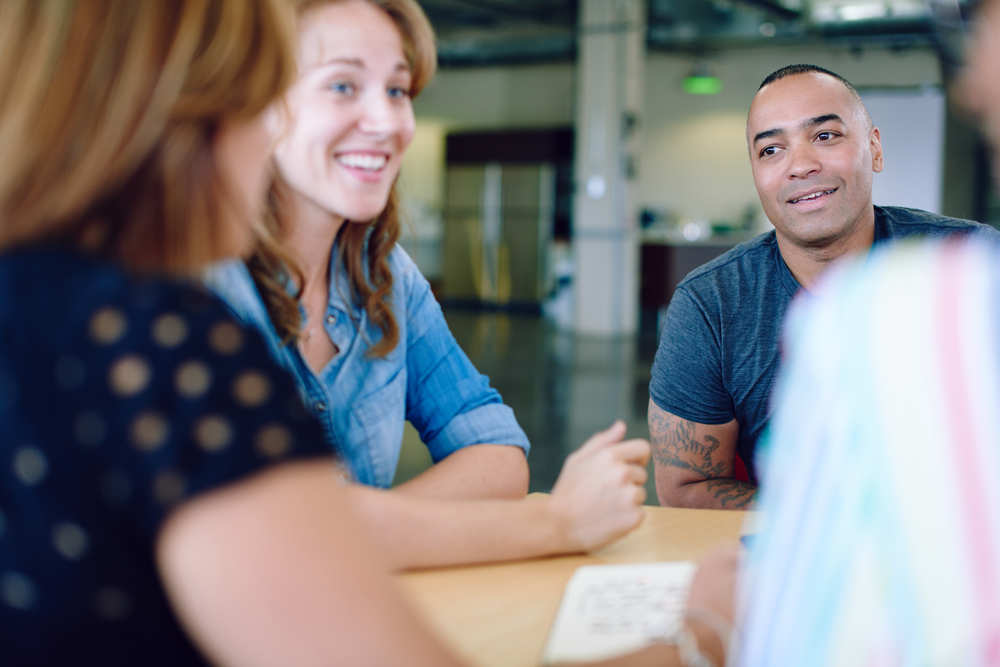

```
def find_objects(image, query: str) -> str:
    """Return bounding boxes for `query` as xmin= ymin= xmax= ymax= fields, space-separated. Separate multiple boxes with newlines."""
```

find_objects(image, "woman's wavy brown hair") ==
xmin=248 ymin=0 xmax=437 ymax=356
xmin=0 ymin=0 xmax=295 ymax=274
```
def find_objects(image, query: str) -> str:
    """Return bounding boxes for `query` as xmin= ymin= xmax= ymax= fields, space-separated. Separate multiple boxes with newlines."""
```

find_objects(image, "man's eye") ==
xmin=817 ymin=131 xmax=833 ymax=141
xmin=760 ymin=146 xmax=777 ymax=157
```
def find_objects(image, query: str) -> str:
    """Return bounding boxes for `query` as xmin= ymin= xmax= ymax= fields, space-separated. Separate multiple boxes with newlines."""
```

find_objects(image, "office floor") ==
xmin=392 ymin=310 xmax=662 ymax=505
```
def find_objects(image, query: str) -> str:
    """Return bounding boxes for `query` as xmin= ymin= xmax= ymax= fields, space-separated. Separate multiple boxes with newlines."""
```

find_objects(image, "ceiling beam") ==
xmin=734 ymin=0 xmax=800 ymax=21
xmin=426 ymin=0 xmax=576 ymax=29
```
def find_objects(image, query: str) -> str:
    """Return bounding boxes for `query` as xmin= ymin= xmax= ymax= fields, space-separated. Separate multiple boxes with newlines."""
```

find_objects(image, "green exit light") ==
xmin=682 ymin=76 xmax=722 ymax=95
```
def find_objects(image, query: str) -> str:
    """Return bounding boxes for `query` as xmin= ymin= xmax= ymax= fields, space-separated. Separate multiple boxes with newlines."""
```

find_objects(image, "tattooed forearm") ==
xmin=704 ymin=479 xmax=757 ymax=509
xmin=649 ymin=409 xmax=727 ymax=479
xmin=649 ymin=403 xmax=753 ymax=509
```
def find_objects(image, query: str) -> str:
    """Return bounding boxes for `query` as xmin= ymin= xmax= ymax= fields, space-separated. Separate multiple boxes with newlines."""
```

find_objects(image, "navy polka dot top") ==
xmin=0 ymin=249 xmax=330 ymax=665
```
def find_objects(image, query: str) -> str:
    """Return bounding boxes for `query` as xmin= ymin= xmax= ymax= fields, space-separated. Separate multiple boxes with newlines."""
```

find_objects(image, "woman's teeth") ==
xmin=337 ymin=154 xmax=387 ymax=171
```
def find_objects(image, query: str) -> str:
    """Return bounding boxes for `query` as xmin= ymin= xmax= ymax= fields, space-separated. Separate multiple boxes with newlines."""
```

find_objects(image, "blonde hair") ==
xmin=248 ymin=0 xmax=437 ymax=355
xmin=0 ymin=0 xmax=296 ymax=274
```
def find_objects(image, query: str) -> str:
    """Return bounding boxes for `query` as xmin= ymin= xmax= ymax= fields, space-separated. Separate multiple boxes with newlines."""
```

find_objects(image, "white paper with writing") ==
xmin=543 ymin=561 xmax=697 ymax=664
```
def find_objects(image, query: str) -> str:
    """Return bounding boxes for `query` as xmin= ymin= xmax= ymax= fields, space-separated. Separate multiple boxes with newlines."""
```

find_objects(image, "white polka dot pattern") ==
xmin=108 ymin=355 xmax=151 ymax=396
xmin=255 ymin=424 xmax=292 ymax=459
xmin=51 ymin=522 xmax=89 ymax=561
xmin=232 ymin=371 xmax=271 ymax=407
xmin=174 ymin=360 xmax=211 ymax=398
xmin=129 ymin=411 xmax=169 ymax=452
xmin=0 ymin=256 xmax=335 ymax=663
xmin=151 ymin=469 xmax=186 ymax=506
xmin=13 ymin=447 xmax=47 ymax=486
xmin=88 ymin=307 xmax=127 ymax=345
xmin=194 ymin=416 xmax=233 ymax=452
xmin=151 ymin=313 xmax=188 ymax=348
xmin=1 ymin=572 xmax=37 ymax=610
xmin=208 ymin=321 xmax=244 ymax=355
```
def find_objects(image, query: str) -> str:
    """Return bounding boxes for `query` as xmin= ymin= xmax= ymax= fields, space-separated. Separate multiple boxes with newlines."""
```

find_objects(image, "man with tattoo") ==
xmin=648 ymin=63 xmax=999 ymax=509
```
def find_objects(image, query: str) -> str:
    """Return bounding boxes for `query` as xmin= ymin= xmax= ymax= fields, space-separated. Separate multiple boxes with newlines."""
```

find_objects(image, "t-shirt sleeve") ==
xmin=649 ymin=285 xmax=735 ymax=425
xmin=396 ymin=256 xmax=529 ymax=462
xmin=54 ymin=283 xmax=332 ymax=539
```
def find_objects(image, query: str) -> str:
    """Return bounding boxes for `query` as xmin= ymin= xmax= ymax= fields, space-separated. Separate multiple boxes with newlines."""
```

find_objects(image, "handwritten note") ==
xmin=542 ymin=562 xmax=696 ymax=664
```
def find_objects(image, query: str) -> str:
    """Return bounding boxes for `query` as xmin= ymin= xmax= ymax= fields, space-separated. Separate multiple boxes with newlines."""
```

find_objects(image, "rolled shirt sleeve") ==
xmin=395 ymin=251 xmax=529 ymax=462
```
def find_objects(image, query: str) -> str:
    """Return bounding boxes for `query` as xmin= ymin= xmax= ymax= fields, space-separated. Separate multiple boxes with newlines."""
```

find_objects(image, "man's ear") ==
xmin=870 ymin=126 xmax=884 ymax=173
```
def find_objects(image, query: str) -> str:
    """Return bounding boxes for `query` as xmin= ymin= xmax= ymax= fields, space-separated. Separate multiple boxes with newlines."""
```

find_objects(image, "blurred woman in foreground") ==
xmin=0 ymin=0 xmax=462 ymax=663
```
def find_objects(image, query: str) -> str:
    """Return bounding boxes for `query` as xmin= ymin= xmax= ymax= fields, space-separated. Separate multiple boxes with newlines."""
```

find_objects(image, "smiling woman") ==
xmin=203 ymin=0 xmax=659 ymax=573
xmin=202 ymin=0 xmax=649 ymax=568
xmin=207 ymin=0 xmax=537 ymax=499
xmin=275 ymin=0 xmax=417 ymax=228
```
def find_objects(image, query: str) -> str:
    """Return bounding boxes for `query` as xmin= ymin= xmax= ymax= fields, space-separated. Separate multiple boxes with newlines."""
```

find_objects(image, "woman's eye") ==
xmin=387 ymin=86 xmax=410 ymax=99
xmin=330 ymin=81 xmax=354 ymax=95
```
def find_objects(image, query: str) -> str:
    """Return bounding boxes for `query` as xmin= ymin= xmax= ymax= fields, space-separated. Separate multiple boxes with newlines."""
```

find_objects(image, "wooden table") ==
xmin=398 ymin=506 xmax=747 ymax=667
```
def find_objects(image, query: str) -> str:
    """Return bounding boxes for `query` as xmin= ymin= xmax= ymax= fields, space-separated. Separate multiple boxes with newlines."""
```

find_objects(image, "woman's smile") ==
xmin=334 ymin=150 xmax=392 ymax=182
xmin=274 ymin=0 xmax=415 ymax=225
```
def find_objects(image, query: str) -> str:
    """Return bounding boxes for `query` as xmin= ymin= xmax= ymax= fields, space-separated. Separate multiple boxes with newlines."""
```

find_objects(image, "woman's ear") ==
xmin=265 ymin=99 xmax=292 ymax=149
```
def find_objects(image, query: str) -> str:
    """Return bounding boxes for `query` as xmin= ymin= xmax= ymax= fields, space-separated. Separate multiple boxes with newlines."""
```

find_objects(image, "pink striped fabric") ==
xmin=738 ymin=237 xmax=1000 ymax=667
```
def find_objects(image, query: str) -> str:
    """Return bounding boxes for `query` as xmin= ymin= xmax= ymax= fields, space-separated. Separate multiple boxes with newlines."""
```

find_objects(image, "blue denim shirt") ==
xmin=205 ymin=245 xmax=529 ymax=488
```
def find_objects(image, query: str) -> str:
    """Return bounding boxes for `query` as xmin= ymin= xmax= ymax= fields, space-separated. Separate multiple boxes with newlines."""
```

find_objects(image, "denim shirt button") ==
xmin=314 ymin=401 xmax=327 ymax=413
xmin=325 ymin=315 xmax=336 ymax=325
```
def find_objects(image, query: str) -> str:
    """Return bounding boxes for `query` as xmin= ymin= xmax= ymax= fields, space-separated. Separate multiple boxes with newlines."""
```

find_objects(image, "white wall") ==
xmin=398 ymin=64 xmax=576 ymax=278
xmin=397 ymin=44 xmax=944 ymax=272
xmin=414 ymin=63 xmax=576 ymax=129
xmin=639 ymin=46 xmax=942 ymax=231
xmin=862 ymin=87 xmax=945 ymax=214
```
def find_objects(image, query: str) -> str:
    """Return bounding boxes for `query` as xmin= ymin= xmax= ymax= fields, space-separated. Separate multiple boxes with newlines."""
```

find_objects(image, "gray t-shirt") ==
xmin=649 ymin=205 xmax=999 ymax=483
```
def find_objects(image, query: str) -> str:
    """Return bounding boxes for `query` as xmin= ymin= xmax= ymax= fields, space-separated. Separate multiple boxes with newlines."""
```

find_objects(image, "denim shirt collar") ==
xmin=202 ymin=260 xmax=286 ymax=358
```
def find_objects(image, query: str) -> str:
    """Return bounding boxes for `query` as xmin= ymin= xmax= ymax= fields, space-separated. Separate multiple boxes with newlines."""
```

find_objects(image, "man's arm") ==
xmin=648 ymin=399 xmax=756 ymax=509
xmin=391 ymin=443 xmax=529 ymax=500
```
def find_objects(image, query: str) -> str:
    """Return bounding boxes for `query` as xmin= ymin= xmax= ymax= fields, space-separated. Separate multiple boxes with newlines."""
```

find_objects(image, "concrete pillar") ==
xmin=573 ymin=0 xmax=645 ymax=336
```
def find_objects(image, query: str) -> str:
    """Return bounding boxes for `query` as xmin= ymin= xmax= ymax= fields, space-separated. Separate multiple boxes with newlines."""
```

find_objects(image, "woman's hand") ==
xmin=547 ymin=421 xmax=651 ymax=552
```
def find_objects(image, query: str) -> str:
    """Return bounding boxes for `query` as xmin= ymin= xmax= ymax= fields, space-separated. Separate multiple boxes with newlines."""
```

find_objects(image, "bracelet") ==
xmin=678 ymin=625 xmax=716 ymax=667
xmin=678 ymin=607 xmax=736 ymax=667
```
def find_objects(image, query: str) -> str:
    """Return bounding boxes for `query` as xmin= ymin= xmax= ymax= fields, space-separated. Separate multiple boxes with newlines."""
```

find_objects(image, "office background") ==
xmin=388 ymin=0 xmax=986 ymax=499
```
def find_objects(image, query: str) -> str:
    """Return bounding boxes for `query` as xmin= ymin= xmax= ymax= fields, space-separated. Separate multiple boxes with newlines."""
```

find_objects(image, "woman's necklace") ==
xmin=301 ymin=307 xmax=318 ymax=343
xmin=299 ymin=305 xmax=339 ymax=370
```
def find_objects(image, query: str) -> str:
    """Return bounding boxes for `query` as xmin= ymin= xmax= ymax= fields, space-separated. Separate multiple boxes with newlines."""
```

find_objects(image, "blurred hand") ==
xmin=548 ymin=421 xmax=651 ymax=552
xmin=684 ymin=542 xmax=740 ymax=666
xmin=688 ymin=541 xmax=738 ymax=621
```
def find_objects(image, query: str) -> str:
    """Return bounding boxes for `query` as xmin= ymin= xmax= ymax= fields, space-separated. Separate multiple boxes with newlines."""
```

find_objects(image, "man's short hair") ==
xmin=759 ymin=64 xmax=857 ymax=94
xmin=757 ymin=64 xmax=871 ymax=128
